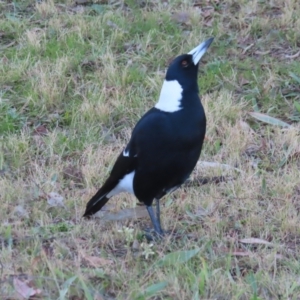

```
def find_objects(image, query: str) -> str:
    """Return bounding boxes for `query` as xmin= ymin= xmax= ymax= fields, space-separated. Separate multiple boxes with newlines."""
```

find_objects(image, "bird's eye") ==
xmin=181 ymin=60 xmax=188 ymax=67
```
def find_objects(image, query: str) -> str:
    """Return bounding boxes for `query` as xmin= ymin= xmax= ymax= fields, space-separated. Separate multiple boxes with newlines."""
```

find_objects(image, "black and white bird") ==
xmin=83 ymin=38 xmax=214 ymax=236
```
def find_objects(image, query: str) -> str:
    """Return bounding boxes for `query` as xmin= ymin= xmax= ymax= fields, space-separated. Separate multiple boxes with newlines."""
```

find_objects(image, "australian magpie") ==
xmin=83 ymin=38 xmax=214 ymax=236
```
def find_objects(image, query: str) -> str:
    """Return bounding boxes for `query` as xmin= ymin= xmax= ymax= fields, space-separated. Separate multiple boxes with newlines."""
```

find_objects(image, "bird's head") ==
xmin=155 ymin=38 xmax=214 ymax=112
xmin=166 ymin=37 xmax=214 ymax=91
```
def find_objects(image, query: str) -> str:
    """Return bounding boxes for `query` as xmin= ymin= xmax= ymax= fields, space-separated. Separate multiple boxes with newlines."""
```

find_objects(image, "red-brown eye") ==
xmin=181 ymin=60 xmax=188 ymax=67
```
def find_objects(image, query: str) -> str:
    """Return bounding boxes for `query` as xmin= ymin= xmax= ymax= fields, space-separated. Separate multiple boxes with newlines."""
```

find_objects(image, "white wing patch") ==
xmin=123 ymin=149 xmax=129 ymax=157
xmin=155 ymin=80 xmax=183 ymax=113
xmin=107 ymin=171 xmax=135 ymax=198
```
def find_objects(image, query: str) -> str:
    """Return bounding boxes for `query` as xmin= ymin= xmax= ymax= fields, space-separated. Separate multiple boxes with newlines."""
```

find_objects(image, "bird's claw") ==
xmin=143 ymin=228 xmax=165 ymax=242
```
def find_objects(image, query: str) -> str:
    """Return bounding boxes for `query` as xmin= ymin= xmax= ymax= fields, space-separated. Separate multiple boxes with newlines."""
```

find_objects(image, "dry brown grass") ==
xmin=1 ymin=0 xmax=300 ymax=299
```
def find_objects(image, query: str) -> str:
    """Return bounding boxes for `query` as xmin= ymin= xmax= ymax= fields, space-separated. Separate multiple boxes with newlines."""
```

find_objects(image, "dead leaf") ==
xmin=249 ymin=112 xmax=292 ymax=128
xmin=201 ymin=8 xmax=214 ymax=18
xmin=204 ymin=17 xmax=213 ymax=27
xmin=232 ymin=251 xmax=252 ymax=256
xmin=42 ymin=243 xmax=54 ymax=258
xmin=285 ymin=51 xmax=300 ymax=59
xmin=192 ymin=206 xmax=208 ymax=218
xmin=255 ymin=50 xmax=271 ymax=55
xmin=244 ymin=144 xmax=261 ymax=156
xmin=242 ymin=43 xmax=254 ymax=55
xmin=83 ymin=255 xmax=113 ymax=268
xmin=265 ymin=253 xmax=285 ymax=260
xmin=75 ymin=237 xmax=88 ymax=244
xmin=13 ymin=277 xmax=41 ymax=299
xmin=47 ymin=192 xmax=65 ymax=207
xmin=172 ymin=11 xmax=191 ymax=25
xmin=239 ymin=76 xmax=250 ymax=86
xmin=63 ymin=164 xmax=84 ymax=184
xmin=2 ymin=56 xmax=9 ymax=64
xmin=71 ymin=5 xmax=85 ymax=14
xmin=33 ymin=125 xmax=48 ymax=136
xmin=93 ymin=292 xmax=105 ymax=300
xmin=13 ymin=205 xmax=29 ymax=218
xmin=238 ymin=120 xmax=256 ymax=135
xmin=239 ymin=238 xmax=275 ymax=246
xmin=0 ymin=41 xmax=16 ymax=49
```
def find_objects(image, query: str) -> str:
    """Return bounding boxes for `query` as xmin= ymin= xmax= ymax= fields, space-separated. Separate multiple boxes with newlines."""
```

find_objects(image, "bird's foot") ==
xmin=143 ymin=228 xmax=182 ymax=242
xmin=143 ymin=228 xmax=165 ymax=242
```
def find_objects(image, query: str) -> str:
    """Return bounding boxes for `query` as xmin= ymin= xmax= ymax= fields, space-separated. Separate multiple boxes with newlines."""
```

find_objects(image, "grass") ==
xmin=1 ymin=0 xmax=300 ymax=299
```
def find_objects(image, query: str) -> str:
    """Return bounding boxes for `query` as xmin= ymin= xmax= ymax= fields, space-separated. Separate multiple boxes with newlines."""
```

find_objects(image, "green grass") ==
xmin=1 ymin=0 xmax=300 ymax=299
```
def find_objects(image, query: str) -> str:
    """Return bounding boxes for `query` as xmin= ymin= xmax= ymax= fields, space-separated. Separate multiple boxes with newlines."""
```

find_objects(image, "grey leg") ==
xmin=155 ymin=198 xmax=161 ymax=229
xmin=146 ymin=205 xmax=163 ymax=235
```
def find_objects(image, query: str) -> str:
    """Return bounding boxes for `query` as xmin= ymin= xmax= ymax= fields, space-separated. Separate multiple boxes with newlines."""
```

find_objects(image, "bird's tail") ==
xmin=83 ymin=188 xmax=110 ymax=217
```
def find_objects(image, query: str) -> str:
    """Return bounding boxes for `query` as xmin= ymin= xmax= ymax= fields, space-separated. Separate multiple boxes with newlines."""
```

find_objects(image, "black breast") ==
xmin=132 ymin=103 xmax=206 ymax=206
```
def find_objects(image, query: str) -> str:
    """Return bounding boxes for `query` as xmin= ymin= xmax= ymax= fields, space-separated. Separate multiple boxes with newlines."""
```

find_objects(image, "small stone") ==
xmin=132 ymin=239 xmax=140 ymax=251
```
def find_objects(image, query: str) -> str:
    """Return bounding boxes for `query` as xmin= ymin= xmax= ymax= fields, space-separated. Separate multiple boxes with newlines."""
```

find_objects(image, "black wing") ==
xmin=83 ymin=109 xmax=156 ymax=217
xmin=129 ymin=106 xmax=205 ymax=205
xmin=83 ymin=144 xmax=137 ymax=216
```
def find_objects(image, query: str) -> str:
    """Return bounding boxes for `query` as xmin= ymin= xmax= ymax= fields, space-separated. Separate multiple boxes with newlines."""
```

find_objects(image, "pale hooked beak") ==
xmin=188 ymin=37 xmax=214 ymax=65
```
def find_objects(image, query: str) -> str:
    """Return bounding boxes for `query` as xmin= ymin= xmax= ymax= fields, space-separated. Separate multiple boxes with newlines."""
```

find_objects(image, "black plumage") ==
xmin=83 ymin=38 xmax=214 ymax=236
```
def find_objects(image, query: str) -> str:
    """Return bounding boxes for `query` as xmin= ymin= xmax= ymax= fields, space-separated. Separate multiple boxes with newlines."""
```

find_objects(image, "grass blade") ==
xmin=135 ymin=281 xmax=168 ymax=300
xmin=289 ymin=72 xmax=300 ymax=84
xmin=249 ymin=112 xmax=291 ymax=128
xmin=239 ymin=238 xmax=274 ymax=246
xmin=157 ymin=248 xmax=200 ymax=267
xmin=58 ymin=275 xmax=77 ymax=300
xmin=294 ymin=101 xmax=300 ymax=113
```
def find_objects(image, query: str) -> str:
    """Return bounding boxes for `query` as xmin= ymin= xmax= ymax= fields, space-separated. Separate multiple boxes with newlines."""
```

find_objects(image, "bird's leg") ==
xmin=155 ymin=198 xmax=161 ymax=230
xmin=146 ymin=205 xmax=164 ymax=236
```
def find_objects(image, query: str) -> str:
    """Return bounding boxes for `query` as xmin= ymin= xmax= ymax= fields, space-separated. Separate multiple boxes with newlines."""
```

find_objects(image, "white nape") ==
xmin=155 ymin=80 xmax=183 ymax=113
xmin=107 ymin=171 xmax=135 ymax=198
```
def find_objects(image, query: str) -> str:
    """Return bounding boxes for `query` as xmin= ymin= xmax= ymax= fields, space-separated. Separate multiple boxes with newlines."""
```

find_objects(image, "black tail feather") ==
xmin=83 ymin=150 xmax=135 ymax=218
xmin=83 ymin=189 xmax=110 ymax=217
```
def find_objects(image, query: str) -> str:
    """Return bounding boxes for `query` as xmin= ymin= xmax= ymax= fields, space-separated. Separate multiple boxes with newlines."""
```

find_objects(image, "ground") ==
xmin=1 ymin=0 xmax=300 ymax=299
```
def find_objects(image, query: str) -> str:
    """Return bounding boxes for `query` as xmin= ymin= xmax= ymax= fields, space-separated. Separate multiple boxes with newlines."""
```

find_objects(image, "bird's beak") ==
xmin=188 ymin=37 xmax=214 ymax=65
